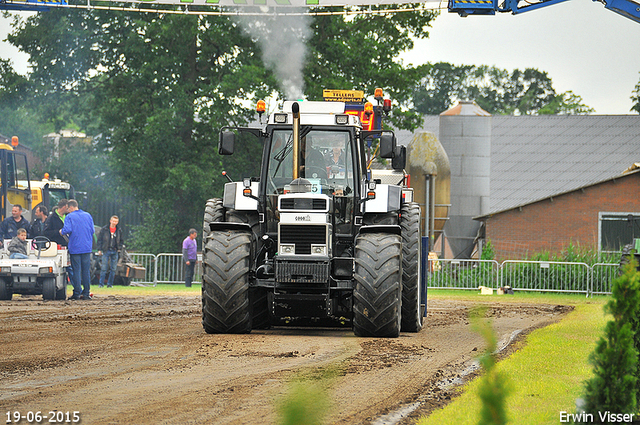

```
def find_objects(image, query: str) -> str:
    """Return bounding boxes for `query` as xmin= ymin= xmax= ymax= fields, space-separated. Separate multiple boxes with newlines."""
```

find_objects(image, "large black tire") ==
xmin=400 ymin=202 xmax=423 ymax=332
xmin=42 ymin=277 xmax=56 ymax=300
xmin=203 ymin=198 xmax=225 ymax=241
xmin=620 ymin=244 xmax=640 ymax=273
xmin=353 ymin=233 xmax=402 ymax=338
xmin=250 ymin=287 xmax=271 ymax=329
xmin=201 ymin=231 xmax=252 ymax=334
xmin=0 ymin=279 xmax=12 ymax=300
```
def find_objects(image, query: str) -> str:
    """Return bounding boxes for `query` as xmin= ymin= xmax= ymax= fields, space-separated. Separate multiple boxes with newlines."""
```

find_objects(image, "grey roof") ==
xmin=396 ymin=115 xmax=640 ymax=215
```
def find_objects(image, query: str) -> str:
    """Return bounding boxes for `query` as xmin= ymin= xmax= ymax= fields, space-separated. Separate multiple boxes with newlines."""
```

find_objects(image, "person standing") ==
xmin=0 ymin=205 xmax=32 ymax=240
xmin=97 ymin=216 xmax=124 ymax=288
xmin=60 ymin=199 xmax=95 ymax=300
xmin=44 ymin=199 xmax=69 ymax=247
xmin=31 ymin=204 xmax=48 ymax=239
xmin=182 ymin=229 xmax=198 ymax=288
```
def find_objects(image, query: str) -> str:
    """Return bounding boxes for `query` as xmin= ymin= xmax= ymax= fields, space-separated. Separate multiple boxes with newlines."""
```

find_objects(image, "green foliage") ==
xmin=2 ymin=7 xmax=439 ymax=251
xmin=413 ymin=62 xmax=593 ymax=116
xmin=481 ymin=240 xmax=495 ymax=261
xmin=306 ymin=5 xmax=437 ymax=131
xmin=470 ymin=308 xmax=510 ymax=425
xmin=632 ymin=72 xmax=640 ymax=114
xmin=276 ymin=374 xmax=332 ymax=425
xmin=583 ymin=258 xmax=640 ymax=415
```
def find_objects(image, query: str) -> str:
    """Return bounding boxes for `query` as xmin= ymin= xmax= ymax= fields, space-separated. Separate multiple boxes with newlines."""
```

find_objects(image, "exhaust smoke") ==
xmin=235 ymin=9 xmax=312 ymax=100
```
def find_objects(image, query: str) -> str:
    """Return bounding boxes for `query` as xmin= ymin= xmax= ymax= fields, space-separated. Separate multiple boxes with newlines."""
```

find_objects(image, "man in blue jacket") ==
xmin=60 ymin=199 xmax=95 ymax=300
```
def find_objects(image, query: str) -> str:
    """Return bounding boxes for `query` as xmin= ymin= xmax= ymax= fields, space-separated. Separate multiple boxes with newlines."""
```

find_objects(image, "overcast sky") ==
xmin=2 ymin=0 xmax=640 ymax=114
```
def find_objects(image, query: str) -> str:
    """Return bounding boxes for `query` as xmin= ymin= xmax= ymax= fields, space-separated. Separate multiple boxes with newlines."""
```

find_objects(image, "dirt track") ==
xmin=0 ymin=295 xmax=570 ymax=425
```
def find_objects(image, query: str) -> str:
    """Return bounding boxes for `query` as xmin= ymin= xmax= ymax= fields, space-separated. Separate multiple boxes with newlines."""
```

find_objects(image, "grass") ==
xmin=88 ymin=283 xmax=203 ymax=297
xmin=418 ymin=290 xmax=608 ymax=425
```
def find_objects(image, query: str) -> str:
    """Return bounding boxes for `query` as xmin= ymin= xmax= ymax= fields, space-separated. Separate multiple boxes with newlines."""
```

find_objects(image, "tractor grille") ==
xmin=275 ymin=259 xmax=330 ymax=284
xmin=279 ymin=197 xmax=328 ymax=211
xmin=279 ymin=224 xmax=327 ymax=255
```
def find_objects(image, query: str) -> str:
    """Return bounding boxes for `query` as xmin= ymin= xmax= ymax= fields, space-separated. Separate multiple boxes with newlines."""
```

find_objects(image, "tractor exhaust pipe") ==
xmin=292 ymin=102 xmax=300 ymax=180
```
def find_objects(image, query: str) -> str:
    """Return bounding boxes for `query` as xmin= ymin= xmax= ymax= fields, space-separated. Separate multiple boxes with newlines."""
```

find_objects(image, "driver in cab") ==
xmin=300 ymin=136 xmax=327 ymax=179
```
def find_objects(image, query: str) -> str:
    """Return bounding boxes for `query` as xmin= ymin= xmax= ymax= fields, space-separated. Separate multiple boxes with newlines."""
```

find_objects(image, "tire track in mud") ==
xmin=0 ymin=296 xmax=570 ymax=424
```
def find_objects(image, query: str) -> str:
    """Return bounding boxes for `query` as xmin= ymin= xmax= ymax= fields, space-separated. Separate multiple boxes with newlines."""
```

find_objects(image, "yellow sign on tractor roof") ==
xmin=323 ymin=90 xmax=364 ymax=103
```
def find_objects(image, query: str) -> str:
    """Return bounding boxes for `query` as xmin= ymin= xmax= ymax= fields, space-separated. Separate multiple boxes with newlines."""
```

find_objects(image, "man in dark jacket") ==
xmin=43 ymin=199 xmax=69 ymax=246
xmin=0 ymin=204 xmax=32 ymax=240
xmin=31 ymin=204 xmax=48 ymax=238
xmin=97 ymin=216 xmax=124 ymax=288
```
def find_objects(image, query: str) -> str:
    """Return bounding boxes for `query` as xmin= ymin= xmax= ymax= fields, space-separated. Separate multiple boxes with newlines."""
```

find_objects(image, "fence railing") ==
xmin=127 ymin=253 xmax=203 ymax=286
xmin=127 ymin=252 xmax=620 ymax=296
xmin=428 ymin=259 xmax=622 ymax=297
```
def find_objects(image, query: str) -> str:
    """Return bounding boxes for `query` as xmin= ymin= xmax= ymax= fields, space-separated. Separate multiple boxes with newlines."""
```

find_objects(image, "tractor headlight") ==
xmin=311 ymin=245 xmax=327 ymax=256
xmin=274 ymin=113 xmax=288 ymax=124
xmin=335 ymin=115 xmax=349 ymax=125
xmin=39 ymin=267 xmax=53 ymax=275
xmin=279 ymin=244 xmax=295 ymax=255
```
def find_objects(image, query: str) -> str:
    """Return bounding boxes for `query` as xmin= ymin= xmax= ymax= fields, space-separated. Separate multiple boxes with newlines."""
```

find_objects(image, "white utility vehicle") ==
xmin=0 ymin=236 xmax=69 ymax=300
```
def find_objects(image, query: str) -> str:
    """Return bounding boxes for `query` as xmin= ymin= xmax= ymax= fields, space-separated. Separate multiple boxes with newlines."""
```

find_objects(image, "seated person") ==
xmin=8 ymin=228 xmax=29 ymax=259
xmin=325 ymin=147 xmax=345 ymax=167
xmin=300 ymin=136 xmax=327 ymax=179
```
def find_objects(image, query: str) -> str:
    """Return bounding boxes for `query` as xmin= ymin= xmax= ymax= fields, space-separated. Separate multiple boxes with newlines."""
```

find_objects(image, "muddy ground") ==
xmin=0 ymin=295 xmax=570 ymax=425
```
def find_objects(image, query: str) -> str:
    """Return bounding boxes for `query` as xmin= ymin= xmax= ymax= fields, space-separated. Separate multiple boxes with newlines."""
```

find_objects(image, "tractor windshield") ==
xmin=265 ymin=128 xmax=356 ymax=233
xmin=267 ymin=128 xmax=354 ymax=196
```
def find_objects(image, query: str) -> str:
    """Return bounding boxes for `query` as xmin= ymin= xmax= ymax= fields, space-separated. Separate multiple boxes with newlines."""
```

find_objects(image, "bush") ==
xmin=471 ymin=308 xmax=510 ymax=425
xmin=583 ymin=258 xmax=640 ymax=414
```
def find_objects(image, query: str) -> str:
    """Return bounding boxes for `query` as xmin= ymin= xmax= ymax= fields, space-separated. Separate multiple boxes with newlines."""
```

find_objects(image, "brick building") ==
xmin=475 ymin=168 xmax=640 ymax=261
xmin=397 ymin=114 xmax=640 ymax=260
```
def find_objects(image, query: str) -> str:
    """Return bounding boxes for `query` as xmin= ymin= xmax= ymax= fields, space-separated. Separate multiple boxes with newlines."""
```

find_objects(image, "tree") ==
xmin=5 ymin=6 xmax=438 ymax=252
xmin=583 ymin=260 xmax=640 ymax=415
xmin=632 ymin=73 xmax=640 ymax=114
xmin=413 ymin=62 xmax=593 ymax=115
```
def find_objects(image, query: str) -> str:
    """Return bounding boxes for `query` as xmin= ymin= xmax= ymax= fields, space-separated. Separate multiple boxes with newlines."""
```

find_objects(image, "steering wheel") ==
xmin=32 ymin=236 xmax=52 ymax=251
xmin=304 ymin=165 xmax=328 ymax=180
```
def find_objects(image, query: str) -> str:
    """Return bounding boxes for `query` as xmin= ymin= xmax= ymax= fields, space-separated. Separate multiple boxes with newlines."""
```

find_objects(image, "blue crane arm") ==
xmin=448 ymin=0 xmax=640 ymax=23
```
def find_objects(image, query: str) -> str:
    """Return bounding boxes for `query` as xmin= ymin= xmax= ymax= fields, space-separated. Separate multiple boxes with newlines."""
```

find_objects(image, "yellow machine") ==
xmin=0 ymin=137 xmax=32 ymax=221
xmin=0 ymin=137 xmax=75 ymax=221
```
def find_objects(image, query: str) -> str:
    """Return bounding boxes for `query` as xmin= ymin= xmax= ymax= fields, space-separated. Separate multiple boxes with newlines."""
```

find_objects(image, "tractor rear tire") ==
xmin=400 ymin=202 xmax=423 ymax=332
xmin=42 ymin=277 xmax=56 ymax=300
xmin=202 ymin=230 xmax=252 ymax=334
xmin=0 ymin=279 xmax=12 ymax=300
xmin=203 ymin=198 xmax=225 ymax=240
xmin=250 ymin=287 xmax=271 ymax=329
xmin=353 ymin=233 xmax=402 ymax=338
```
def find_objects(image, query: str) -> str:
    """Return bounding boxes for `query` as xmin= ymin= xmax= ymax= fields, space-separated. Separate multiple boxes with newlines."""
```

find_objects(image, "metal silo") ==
xmin=439 ymin=101 xmax=491 ymax=259
xmin=406 ymin=131 xmax=451 ymax=252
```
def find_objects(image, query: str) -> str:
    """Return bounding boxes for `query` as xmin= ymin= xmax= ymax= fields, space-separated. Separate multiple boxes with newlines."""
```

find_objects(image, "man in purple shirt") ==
xmin=182 ymin=228 xmax=198 ymax=287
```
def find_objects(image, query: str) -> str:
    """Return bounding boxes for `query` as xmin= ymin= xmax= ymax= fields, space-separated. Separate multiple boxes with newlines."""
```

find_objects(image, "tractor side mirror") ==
xmin=379 ymin=133 xmax=396 ymax=159
xmin=219 ymin=130 xmax=236 ymax=155
xmin=392 ymin=145 xmax=406 ymax=170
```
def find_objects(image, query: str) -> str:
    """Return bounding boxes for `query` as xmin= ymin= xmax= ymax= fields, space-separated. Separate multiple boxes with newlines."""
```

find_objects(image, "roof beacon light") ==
xmin=256 ymin=100 xmax=266 ymax=114
xmin=11 ymin=136 xmax=18 ymax=147
xmin=364 ymin=102 xmax=374 ymax=117
xmin=383 ymin=99 xmax=392 ymax=115
xmin=374 ymin=88 xmax=383 ymax=102
xmin=44 ymin=173 xmax=50 ymax=180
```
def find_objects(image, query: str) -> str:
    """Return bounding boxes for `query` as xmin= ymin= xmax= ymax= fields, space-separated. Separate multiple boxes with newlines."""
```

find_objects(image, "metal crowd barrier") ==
xmin=127 ymin=253 xmax=620 ymax=295
xmin=427 ymin=259 xmax=622 ymax=297
xmin=127 ymin=253 xmax=203 ymax=286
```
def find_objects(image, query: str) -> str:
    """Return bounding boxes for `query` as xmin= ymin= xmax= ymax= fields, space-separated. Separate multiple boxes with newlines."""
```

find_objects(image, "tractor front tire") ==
xmin=202 ymin=230 xmax=252 ymax=334
xmin=203 ymin=198 xmax=225 ymax=241
xmin=400 ymin=202 xmax=423 ymax=332
xmin=353 ymin=233 xmax=402 ymax=338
